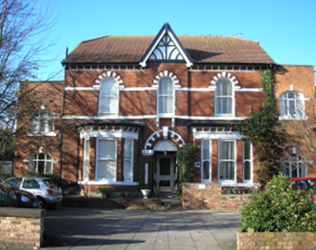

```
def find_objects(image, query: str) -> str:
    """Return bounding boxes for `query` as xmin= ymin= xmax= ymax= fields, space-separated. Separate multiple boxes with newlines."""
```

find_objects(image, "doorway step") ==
xmin=157 ymin=193 xmax=182 ymax=207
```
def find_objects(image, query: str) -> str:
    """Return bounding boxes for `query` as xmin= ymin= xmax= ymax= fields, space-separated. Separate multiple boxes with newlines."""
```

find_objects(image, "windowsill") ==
xmin=98 ymin=114 xmax=118 ymax=117
xmin=158 ymin=114 xmax=174 ymax=118
xmin=201 ymin=180 xmax=211 ymax=183
xmin=27 ymin=132 xmax=57 ymax=137
xmin=279 ymin=116 xmax=308 ymax=121
xmin=221 ymin=183 xmax=261 ymax=187
xmin=78 ymin=180 xmax=139 ymax=186
xmin=215 ymin=114 xmax=234 ymax=118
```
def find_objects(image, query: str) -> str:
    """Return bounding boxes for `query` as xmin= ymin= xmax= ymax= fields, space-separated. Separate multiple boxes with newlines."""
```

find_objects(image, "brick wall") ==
xmin=0 ymin=208 xmax=45 ymax=248
xmin=237 ymin=229 xmax=316 ymax=249
xmin=182 ymin=183 xmax=249 ymax=209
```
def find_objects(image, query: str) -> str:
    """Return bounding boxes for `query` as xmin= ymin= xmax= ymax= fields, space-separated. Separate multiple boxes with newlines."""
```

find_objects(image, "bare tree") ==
xmin=0 ymin=0 xmax=58 ymax=160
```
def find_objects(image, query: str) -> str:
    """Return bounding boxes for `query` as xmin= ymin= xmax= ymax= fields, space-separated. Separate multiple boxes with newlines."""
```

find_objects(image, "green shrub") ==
xmin=241 ymin=173 xmax=316 ymax=232
xmin=97 ymin=186 xmax=108 ymax=194
xmin=22 ymin=171 xmax=61 ymax=186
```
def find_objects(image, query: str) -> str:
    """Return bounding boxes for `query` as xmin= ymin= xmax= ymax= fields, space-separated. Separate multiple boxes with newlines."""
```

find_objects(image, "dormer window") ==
xmin=280 ymin=91 xmax=304 ymax=120
xmin=215 ymin=78 xmax=233 ymax=116
xmin=158 ymin=77 xmax=174 ymax=116
xmin=30 ymin=110 xmax=54 ymax=134
xmin=99 ymin=78 xmax=118 ymax=116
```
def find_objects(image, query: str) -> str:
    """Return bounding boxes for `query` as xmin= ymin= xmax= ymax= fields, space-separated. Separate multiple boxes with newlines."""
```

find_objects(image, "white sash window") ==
xmin=218 ymin=140 xmax=236 ymax=183
xmin=215 ymin=78 xmax=233 ymax=116
xmin=83 ymin=138 xmax=90 ymax=181
xmin=202 ymin=139 xmax=211 ymax=183
xmin=124 ymin=139 xmax=134 ymax=182
xmin=243 ymin=140 xmax=252 ymax=183
xmin=280 ymin=91 xmax=304 ymax=119
xmin=96 ymin=139 xmax=117 ymax=181
xmin=29 ymin=153 xmax=53 ymax=174
xmin=99 ymin=78 xmax=118 ymax=115
xmin=158 ymin=78 xmax=174 ymax=116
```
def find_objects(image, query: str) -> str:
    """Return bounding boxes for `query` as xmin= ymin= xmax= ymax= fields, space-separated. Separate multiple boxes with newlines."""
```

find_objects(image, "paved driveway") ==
xmin=45 ymin=207 xmax=241 ymax=250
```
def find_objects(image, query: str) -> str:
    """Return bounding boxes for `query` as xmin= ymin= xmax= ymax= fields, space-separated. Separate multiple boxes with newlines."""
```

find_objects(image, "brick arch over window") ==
xmin=210 ymin=72 xmax=240 ymax=86
xmin=152 ymin=70 xmax=180 ymax=85
xmin=143 ymin=129 xmax=185 ymax=151
xmin=95 ymin=71 xmax=124 ymax=85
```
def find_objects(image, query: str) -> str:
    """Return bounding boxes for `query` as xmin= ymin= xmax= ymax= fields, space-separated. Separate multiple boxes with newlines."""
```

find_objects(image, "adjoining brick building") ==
xmin=14 ymin=23 xmax=316 ymax=194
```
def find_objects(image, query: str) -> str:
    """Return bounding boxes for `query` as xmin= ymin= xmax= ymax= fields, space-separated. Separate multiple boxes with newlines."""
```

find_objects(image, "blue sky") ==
xmin=37 ymin=0 xmax=316 ymax=81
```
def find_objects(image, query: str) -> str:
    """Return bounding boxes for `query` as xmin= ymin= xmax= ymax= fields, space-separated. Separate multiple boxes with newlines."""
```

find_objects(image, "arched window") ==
xmin=282 ymin=154 xmax=307 ymax=178
xmin=28 ymin=153 xmax=54 ymax=174
xmin=99 ymin=78 xmax=118 ymax=115
xmin=158 ymin=77 xmax=174 ymax=116
xmin=30 ymin=110 xmax=54 ymax=134
xmin=215 ymin=78 xmax=233 ymax=116
xmin=280 ymin=91 xmax=304 ymax=119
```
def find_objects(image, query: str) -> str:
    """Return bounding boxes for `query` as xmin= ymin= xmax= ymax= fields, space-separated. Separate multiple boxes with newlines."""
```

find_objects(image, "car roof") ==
xmin=290 ymin=177 xmax=316 ymax=181
xmin=9 ymin=176 xmax=50 ymax=181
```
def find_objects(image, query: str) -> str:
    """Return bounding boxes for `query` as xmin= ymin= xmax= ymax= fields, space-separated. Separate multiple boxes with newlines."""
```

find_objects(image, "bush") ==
xmin=241 ymin=173 xmax=316 ymax=232
xmin=22 ymin=171 xmax=61 ymax=186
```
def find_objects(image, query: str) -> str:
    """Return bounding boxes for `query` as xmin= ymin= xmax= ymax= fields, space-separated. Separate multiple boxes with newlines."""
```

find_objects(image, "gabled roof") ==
xmin=139 ymin=23 xmax=193 ymax=67
xmin=62 ymin=25 xmax=275 ymax=66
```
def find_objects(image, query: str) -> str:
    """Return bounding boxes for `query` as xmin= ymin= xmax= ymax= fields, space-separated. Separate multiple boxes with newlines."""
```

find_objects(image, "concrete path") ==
xmin=43 ymin=207 xmax=241 ymax=250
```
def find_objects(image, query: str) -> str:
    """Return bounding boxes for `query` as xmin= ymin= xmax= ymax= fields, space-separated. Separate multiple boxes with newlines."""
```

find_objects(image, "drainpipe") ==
xmin=58 ymin=48 xmax=68 ymax=188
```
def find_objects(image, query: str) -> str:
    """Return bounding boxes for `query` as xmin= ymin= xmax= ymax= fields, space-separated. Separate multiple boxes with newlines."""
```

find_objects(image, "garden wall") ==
xmin=237 ymin=229 xmax=316 ymax=249
xmin=182 ymin=183 xmax=249 ymax=209
xmin=0 ymin=208 xmax=45 ymax=248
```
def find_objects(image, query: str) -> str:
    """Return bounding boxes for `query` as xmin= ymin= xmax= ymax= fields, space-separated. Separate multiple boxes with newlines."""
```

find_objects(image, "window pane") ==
xmin=46 ymin=162 xmax=52 ymax=174
xmin=29 ymin=160 xmax=35 ymax=172
xmin=124 ymin=160 xmax=132 ymax=181
xmin=98 ymin=140 xmax=115 ymax=159
xmin=300 ymin=167 xmax=307 ymax=177
xmin=160 ymin=158 xmax=170 ymax=175
xmin=244 ymin=161 xmax=251 ymax=180
xmin=98 ymin=160 xmax=115 ymax=179
xmin=243 ymin=141 xmax=251 ymax=160
xmin=220 ymin=162 xmax=235 ymax=180
xmin=288 ymin=92 xmax=294 ymax=98
xmin=124 ymin=139 xmax=132 ymax=158
xmin=159 ymin=96 xmax=173 ymax=113
xmin=289 ymin=100 xmax=296 ymax=115
xmin=282 ymin=163 xmax=290 ymax=176
xmin=203 ymin=140 xmax=210 ymax=159
xmin=100 ymin=79 xmax=117 ymax=94
xmin=216 ymin=79 xmax=232 ymax=96
xmin=159 ymin=78 xmax=173 ymax=95
xmin=37 ymin=161 xmax=45 ymax=174
xmin=216 ymin=97 xmax=232 ymax=114
xmin=220 ymin=141 xmax=234 ymax=160
xmin=203 ymin=161 xmax=210 ymax=180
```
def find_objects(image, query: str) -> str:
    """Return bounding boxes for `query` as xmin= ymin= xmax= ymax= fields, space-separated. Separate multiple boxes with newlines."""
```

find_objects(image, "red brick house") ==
xmin=14 ymin=23 xmax=316 ymax=195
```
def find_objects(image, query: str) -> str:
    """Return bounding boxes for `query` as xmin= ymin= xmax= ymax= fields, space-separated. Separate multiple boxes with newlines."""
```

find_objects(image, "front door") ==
xmin=157 ymin=155 xmax=175 ymax=193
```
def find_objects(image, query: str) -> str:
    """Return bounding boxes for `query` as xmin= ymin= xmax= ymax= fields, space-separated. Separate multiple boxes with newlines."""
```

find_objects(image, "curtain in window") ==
xmin=99 ymin=78 xmax=118 ymax=115
xmin=97 ymin=140 xmax=116 ymax=180
xmin=219 ymin=141 xmax=235 ymax=180
xmin=124 ymin=139 xmax=133 ymax=182
xmin=158 ymin=78 xmax=173 ymax=114
xmin=215 ymin=79 xmax=232 ymax=115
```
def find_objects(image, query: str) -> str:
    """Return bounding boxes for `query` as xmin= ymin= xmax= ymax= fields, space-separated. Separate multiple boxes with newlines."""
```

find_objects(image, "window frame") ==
xmin=279 ymin=91 xmax=305 ymax=120
xmin=98 ymin=78 xmax=119 ymax=116
xmin=218 ymin=139 xmax=236 ymax=184
xmin=123 ymin=139 xmax=134 ymax=182
xmin=29 ymin=110 xmax=55 ymax=135
xmin=96 ymin=138 xmax=117 ymax=182
xmin=215 ymin=78 xmax=234 ymax=117
xmin=243 ymin=140 xmax=253 ymax=184
xmin=282 ymin=154 xmax=307 ymax=178
xmin=28 ymin=153 xmax=54 ymax=174
xmin=157 ymin=77 xmax=175 ymax=117
xmin=201 ymin=139 xmax=212 ymax=183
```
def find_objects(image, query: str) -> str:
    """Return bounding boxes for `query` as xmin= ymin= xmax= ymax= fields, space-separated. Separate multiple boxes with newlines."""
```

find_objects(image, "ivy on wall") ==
xmin=232 ymin=70 xmax=289 ymax=185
